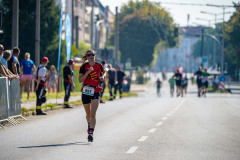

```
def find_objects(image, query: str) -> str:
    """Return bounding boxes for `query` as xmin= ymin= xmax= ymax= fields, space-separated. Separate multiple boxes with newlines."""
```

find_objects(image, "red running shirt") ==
xmin=79 ymin=62 xmax=104 ymax=92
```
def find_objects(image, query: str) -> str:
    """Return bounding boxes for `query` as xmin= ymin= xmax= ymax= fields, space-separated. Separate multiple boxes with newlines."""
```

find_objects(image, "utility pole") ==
xmin=90 ymin=0 xmax=94 ymax=49
xmin=35 ymin=0 xmax=40 ymax=66
xmin=12 ymin=0 xmax=19 ymax=48
xmin=200 ymin=27 xmax=204 ymax=67
xmin=114 ymin=7 xmax=119 ymax=65
xmin=72 ymin=0 xmax=74 ymax=45
xmin=75 ymin=16 xmax=79 ymax=49
xmin=221 ymin=7 xmax=225 ymax=74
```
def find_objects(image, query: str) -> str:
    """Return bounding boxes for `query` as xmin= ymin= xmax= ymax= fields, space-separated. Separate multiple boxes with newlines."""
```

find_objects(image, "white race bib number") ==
xmin=82 ymin=86 xmax=95 ymax=96
xmin=202 ymin=77 xmax=208 ymax=83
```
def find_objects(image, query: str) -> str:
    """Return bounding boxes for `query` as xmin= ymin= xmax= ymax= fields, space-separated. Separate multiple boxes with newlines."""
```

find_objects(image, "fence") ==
xmin=0 ymin=77 xmax=26 ymax=129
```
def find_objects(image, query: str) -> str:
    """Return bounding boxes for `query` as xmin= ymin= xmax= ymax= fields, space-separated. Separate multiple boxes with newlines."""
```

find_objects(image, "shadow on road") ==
xmin=18 ymin=142 xmax=90 ymax=148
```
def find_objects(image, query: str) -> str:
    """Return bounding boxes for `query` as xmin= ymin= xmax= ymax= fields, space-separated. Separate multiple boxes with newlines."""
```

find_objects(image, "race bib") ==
xmin=202 ymin=77 xmax=207 ymax=83
xmin=82 ymin=86 xmax=95 ymax=96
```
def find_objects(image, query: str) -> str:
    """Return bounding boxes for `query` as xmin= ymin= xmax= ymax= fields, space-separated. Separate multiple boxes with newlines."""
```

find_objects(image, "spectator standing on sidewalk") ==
xmin=99 ymin=60 xmax=107 ymax=103
xmin=34 ymin=57 xmax=49 ymax=115
xmin=0 ymin=45 xmax=6 ymax=67
xmin=20 ymin=53 xmax=36 ymax=99
xmin=48 ymin=65 xmax=57 ymax=93
xmin=63 ymin=59 xmax=75 ymax=108
xmin=1 ymin=50 xmax=18 ymax=79
xmin=8 ymin=47 xmax=20 ymax=76
xmin=114 ymin=66 xmax=126 ymax=99
xmin=107 ymin=64 xmax=117 ymax=100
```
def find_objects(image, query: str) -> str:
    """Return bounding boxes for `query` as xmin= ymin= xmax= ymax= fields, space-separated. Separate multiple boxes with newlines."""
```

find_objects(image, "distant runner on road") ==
xmin=194 ymin=67 xmax=203 ymax=97
xmin=201 ymin=68 xmax=210 ymax=97
xmin=155 ymin=78 xmax=162 ymax=97
xmin=168 ymin=75 xmax=175 ymax=97
xmin=181 ymin=75 xmax=188 ymax=96
xmin=174 ymin=69 xmax=182 ymax=97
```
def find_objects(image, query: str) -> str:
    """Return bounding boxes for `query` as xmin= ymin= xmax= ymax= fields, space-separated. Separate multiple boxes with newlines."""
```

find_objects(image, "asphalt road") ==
xmin=1 ymin=75 xmax=240 ymax=160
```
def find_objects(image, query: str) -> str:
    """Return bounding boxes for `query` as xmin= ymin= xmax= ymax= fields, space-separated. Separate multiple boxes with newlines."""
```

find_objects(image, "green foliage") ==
xmin=73 ymin=68 xmax=82 ymax=92
xmin=225 ymin=5 xmax=240 ymax=80
xmin=136 ymin=68 xmax=148 ymax=84
xmin=43 ymin=103 xmax=56 ymax=110
xmin=21 ymin=107 xmax=28 ymax=115
xmin=78 ymin=41 xmax=91 ymax=57
xmin=0 ymin=0 xmax=61 ymax=67
xmin=191 ymin=5 xmax=240 ymax=80
xmin=71 ymin=44 xmax=79 ymax=59
xmin=151 ymin=41 xmax=167 ymax=67
xmin=112 ymin=0 xmax=179 ymax=67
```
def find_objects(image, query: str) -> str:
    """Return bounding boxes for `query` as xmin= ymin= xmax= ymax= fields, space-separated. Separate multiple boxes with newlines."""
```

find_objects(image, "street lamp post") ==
xmin=205 ymin=4 xmax=234 ymax=74
xmin=200 ymin=11 xmax=231 ymax=71
xmin=12 ymin=0 xmax=19 ymax=48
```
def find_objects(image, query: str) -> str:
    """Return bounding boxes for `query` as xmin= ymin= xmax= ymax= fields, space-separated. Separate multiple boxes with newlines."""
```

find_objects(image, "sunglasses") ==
xmin=87 ymin=53 xmax=95 ymax=57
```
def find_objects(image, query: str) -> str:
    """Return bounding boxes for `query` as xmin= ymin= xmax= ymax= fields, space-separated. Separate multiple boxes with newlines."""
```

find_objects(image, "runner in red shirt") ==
xmin=78 ymin=49 xmax=104 ymax=142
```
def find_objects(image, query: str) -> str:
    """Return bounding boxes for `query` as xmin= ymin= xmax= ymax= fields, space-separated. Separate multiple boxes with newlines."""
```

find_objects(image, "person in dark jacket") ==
xmin=63 ymin=59 xmax=75 ymax=108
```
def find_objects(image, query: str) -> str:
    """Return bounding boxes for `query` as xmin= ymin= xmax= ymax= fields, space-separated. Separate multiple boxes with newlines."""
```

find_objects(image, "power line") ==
xmin=158 ymin=2 xmax=237 ymax=8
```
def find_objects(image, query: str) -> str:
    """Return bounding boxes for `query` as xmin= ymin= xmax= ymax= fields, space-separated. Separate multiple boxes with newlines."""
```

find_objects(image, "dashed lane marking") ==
xmin=148 ymin=128 xmax=157 ymax=133
xmin=166 ymin=114 xmax=172 ymax=116
xmin=138 ymin=136 xmax=148 ymax=142
xmin=126 ymin=146 xmax=138 ymax=153
xmin=162 ymin=117 xmax=168 ymax=120
xmin=156 ymin=122 xmax=163 ymax=126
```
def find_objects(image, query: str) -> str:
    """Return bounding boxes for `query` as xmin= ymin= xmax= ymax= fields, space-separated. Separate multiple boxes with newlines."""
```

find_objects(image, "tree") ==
xmin=0 ymin=0 xmax=61 ymax=68
xmin=225 ymin=4 xmax=240 ymax=80
xmin=110 ymin=0 xmax=179 ymax=67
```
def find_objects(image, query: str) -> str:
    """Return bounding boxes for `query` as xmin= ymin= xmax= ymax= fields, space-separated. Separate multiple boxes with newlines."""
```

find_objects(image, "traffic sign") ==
xmin=219 ymin=75 xmax=226 ymax=82
xmin=202 ymin=57 xmax=208 ymax=63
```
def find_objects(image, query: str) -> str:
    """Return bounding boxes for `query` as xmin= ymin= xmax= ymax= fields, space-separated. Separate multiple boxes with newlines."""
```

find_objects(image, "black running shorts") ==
xmin=202 ymin=81 xmax=209 ymax=88
xmin=82 ymin=92 xmax=100 ymax=104
xmin=197 ymin=80 xmax=202 ymax=88
xmin=176 ymin=80 xmax=181 ymax=87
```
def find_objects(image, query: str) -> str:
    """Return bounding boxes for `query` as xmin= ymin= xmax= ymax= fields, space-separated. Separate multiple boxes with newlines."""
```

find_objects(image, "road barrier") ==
xmin=0 ymin=77 xmax=26 ymax=129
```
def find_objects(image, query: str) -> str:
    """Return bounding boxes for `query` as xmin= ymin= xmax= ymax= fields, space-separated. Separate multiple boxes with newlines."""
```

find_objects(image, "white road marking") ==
xmin=162 ymin=117 xmax=168 ymax=120
xmin=156 ymin=122 xmax=163 ymax=126
xmin=170 ymin=111 xmax=175 ymax=114
xmin=138 ymin=136 xmax=148 ymax=142
xmin=148 ymin=128 xmax=157 ymax=132
xmin=166 ymin=114 xmax=172 ymax=116
xmin=173 ymin=99 xmax=186 ymax=111
xmin=126 ymin=146 xmax=138 ymax=153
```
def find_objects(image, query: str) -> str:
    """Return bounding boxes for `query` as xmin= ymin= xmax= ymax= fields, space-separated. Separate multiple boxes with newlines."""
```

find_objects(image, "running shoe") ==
xmin=88 ymin=134 xmax=93 ymax=142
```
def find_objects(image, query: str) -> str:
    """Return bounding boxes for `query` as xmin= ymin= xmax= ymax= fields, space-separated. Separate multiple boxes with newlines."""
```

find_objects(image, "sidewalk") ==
xmin=21 ymin=83 xmax=148 ymax=110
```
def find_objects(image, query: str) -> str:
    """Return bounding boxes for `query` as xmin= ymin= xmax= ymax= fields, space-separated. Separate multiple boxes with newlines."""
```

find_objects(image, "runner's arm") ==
xmin=12 ymin=63 xmax=18 ymax=75
xmin=78 ymin=68 xmax=93 ymax=83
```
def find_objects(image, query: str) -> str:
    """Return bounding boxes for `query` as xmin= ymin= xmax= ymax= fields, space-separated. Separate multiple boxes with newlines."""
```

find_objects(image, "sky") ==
xmin=100 ymin=0 xmax=239 ymax=27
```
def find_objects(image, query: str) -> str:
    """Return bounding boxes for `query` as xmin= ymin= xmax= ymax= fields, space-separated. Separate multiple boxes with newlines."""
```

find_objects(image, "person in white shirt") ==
xmin=34 ymin=57 xmax=49 ymax=115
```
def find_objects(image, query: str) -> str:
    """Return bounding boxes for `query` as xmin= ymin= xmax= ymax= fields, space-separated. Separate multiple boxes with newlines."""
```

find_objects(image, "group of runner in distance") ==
xmin=156 ymin=66 xmax=210 ymax=98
